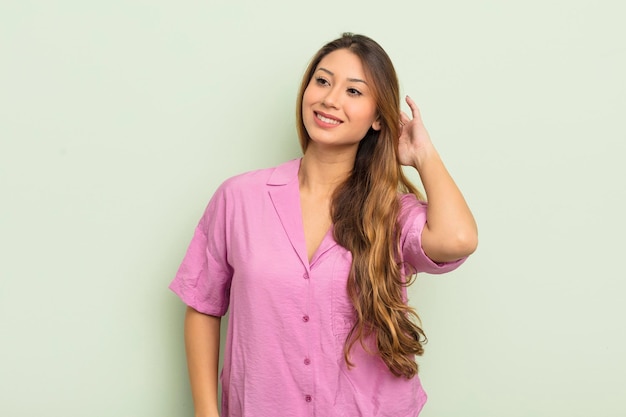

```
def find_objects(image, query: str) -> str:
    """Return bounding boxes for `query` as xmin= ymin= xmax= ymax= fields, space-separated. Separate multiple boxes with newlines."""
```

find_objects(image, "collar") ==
xmin=267 ymin=158 xmax=302 ymax=186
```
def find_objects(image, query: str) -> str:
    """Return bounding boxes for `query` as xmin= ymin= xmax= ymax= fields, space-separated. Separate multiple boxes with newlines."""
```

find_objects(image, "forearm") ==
xmin=412 ymin=145 xmax=478 ymax=262
xmin=184 ymin=306 xmax=222 ymax=417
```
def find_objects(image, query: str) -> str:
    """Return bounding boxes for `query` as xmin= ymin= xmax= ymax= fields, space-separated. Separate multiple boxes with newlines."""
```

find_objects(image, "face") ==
xmin=301 ymin=49 xmax=380 ymax=151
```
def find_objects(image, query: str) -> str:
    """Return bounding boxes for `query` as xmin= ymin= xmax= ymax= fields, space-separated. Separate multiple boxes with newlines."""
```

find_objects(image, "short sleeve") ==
xmin=168 ymin=184 xmax=233 ymax=316
xmin=398 ymin=193 xmax=467 ymax=275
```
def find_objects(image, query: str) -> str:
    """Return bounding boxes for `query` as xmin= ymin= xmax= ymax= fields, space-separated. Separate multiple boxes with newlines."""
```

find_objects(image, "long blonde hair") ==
xmin=296 ymin=33 xmax=426 ymax=378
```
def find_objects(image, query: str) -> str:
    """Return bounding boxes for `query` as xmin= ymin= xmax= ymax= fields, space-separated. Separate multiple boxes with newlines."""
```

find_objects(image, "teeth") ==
xmin=316 ymin=113 xmax=340 ymax=125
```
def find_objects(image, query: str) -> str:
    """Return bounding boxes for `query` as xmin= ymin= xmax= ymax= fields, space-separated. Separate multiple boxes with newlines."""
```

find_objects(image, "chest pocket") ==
xmin=330 ymin=251 xmax=357 ymax=337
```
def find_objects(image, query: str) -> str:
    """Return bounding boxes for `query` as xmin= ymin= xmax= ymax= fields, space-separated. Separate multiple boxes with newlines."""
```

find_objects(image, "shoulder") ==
xmin=217 ymin=158 xmax=300 ymax=196
xmin=396 ymin=193 xmax=430 ymax=237
xmin=398 ymin=193 xmax=427 ymax=219
xmin=219 ymin=167 xmax=274 ymax=193
xmin=398 ymin=193 xmax=426 ymax=207
xmin=197 ymin=160 xmax=298 ymax=226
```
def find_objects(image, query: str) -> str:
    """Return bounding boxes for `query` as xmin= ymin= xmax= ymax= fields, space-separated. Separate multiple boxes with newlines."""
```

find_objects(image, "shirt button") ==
xmin=302 ymin=315 xmax=309 ymax=322
xmin=304 ymin=358 xmax=311 ymax=365
xmin=303 ymin=272 xmax=309 ymax=279
xmin=305 ymin=395 xmax=312 ymax=402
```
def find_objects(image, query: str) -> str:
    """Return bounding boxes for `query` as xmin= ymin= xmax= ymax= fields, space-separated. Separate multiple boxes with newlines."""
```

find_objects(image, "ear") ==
xmin=371 ymin=117 xmax=381 ymax=131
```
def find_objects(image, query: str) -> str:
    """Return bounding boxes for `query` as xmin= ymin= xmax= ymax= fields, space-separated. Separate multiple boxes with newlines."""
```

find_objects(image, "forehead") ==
xmin=315 ymin=49 xmax=368 ymax=80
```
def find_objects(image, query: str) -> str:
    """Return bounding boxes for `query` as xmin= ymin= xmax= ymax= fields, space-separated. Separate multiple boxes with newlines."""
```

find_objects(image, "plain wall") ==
xmin=1 ymin=1 xmax=625 ymax=416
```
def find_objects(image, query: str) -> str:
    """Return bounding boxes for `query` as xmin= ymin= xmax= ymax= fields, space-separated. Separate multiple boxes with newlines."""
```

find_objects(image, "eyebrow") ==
xmin=318 ymin=67 xmax=368 ymax=85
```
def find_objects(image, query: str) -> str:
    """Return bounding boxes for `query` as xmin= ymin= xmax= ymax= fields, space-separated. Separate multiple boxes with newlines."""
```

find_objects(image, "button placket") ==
xmin=301 ymin=268 xmax=313 ymax=407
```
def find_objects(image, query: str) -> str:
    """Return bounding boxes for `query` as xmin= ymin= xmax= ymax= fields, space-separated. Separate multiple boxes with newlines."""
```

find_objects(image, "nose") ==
xmin=322 ymin=86 xmax=340 ymax=109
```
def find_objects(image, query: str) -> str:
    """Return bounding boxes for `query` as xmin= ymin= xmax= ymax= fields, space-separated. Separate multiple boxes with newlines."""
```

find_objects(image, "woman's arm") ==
xmin=399 ymin=95 xmax=478 ymax=263
xmin=184 ymin=306 xmax=222 ymax=417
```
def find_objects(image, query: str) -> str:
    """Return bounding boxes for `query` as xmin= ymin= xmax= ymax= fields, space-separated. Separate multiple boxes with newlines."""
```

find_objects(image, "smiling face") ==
xmin=301 ymin=49 xmax=380 ymax=152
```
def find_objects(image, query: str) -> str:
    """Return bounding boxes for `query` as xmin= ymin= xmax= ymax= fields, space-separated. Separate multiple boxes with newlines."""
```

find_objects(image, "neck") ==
xmin=298 ymin=147 xmax=355 ymax=196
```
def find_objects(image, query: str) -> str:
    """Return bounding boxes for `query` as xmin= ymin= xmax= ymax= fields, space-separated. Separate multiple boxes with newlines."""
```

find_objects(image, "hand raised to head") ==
xmin=397 ymin=95 xmax=437 ymax=169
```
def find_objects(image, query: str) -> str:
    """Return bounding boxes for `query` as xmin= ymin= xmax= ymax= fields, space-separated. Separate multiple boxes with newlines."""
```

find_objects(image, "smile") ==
xmin=315 ymin=112 xmax=342 ymax=125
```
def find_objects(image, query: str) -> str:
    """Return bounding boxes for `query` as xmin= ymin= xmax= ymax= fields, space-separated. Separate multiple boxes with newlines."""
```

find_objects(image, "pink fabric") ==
xmin=169 ymin=158 xmax=466 ymax=417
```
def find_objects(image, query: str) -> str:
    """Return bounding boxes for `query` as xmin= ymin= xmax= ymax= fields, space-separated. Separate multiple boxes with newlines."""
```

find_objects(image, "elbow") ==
xmin=454 ymin=228 xmax=478 ymax=258
xmin=422 ymin=224 xmax=478 ymax=263
xmin=438 ymin=229 xmax=478 ymax=261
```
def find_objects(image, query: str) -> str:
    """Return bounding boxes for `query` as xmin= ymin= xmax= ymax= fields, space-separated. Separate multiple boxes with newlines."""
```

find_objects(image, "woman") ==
xmin=170 ymin=33 xmax=477 ymax=417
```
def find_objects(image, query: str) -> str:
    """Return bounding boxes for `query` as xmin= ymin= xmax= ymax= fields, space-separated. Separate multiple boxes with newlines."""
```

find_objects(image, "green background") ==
xmin=2 ymin=0 xmax=625 ymax=416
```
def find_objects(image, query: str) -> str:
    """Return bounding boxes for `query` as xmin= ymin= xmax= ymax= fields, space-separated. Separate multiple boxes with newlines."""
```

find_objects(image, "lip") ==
xmin=313 ymin=111 xmax=343 ymax=128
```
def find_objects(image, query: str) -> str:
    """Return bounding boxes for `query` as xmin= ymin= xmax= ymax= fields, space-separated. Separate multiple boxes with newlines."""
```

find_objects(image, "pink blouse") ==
xmin=169 ymin=158 xmax=466 ymax=417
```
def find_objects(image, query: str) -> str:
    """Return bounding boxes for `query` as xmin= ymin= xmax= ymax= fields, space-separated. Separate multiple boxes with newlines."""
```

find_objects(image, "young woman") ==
xmin=170 ymin=33 xmax=477 ymax=417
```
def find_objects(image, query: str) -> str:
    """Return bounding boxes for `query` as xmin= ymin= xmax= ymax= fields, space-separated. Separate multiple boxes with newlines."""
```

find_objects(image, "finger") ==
xmin=400 ymin=111 xmax=411 ymax=125
xmin=405 ymin=95 xmax=422 ymax=123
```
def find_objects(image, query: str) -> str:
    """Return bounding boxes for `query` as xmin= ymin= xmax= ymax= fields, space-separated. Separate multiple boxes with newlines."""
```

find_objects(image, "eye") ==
xmin=347 ymin=87 xmax=362 ymax=97
xmin=315 ymin=77 xmax=330 ymax=86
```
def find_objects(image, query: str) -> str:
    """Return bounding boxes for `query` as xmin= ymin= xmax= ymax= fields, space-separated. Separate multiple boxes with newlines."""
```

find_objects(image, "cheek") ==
xmin=302 ymin=79 xmax=318 ymax=102
xmin=302 ymin=86 xmax=319 ymax=110
xmin=348 ymin=102 xmax=378 ymax=125
xmin=302 ymin=92 xmax=310 ymax=110
xmin=301 ymin=94 xmax=313 ymax=123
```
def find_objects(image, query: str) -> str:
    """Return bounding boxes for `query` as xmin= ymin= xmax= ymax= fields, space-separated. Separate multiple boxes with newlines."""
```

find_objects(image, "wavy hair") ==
xmin=296 ymin=33 xmax=427 ymax=378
